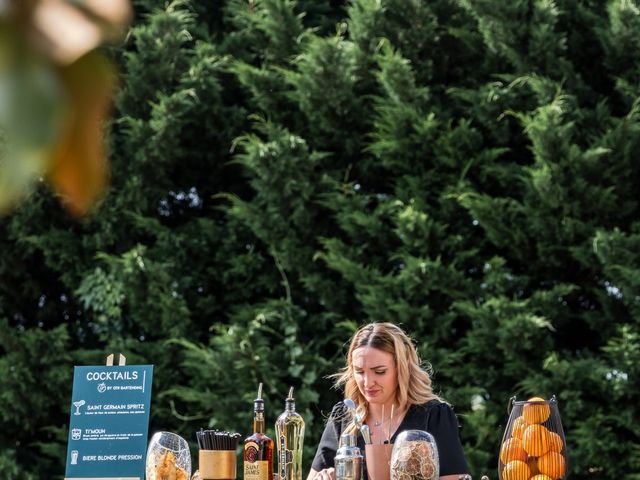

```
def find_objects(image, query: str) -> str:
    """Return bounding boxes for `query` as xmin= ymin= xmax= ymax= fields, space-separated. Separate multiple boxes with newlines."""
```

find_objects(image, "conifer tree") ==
xmin=1 ymin=1 xmax=639 ymax=479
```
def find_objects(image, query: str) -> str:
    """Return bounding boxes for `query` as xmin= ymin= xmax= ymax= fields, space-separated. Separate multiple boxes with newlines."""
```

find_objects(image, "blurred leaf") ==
xmin=0 ymin=24 xmax=66 ymax=214
xmin=30 ymin=0 xmax=132 ymax=65
xmin=47 ymin=51 xmax=115 ymax=216
xmin=0 ymin=0 xmax=131 ymax=216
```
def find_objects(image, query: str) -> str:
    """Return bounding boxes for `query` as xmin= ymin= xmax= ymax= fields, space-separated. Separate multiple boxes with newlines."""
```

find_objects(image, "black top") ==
xmin=311 ymin=400 xmax=469 ymax=478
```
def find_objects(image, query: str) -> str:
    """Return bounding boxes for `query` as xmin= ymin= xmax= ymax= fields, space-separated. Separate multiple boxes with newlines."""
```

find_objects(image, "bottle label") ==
xmin=278 ymin=434 xmax=293 ymax=479
xmin=245 ymin=460 xmax=269 ymax=480
xmin=245 ymin=441 xmax=260 ymax=463
xmin=245 ymin=441 xmax=269 ymax=480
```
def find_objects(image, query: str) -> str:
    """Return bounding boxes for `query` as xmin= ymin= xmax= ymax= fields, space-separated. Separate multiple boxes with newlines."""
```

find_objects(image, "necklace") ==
xmin=371 ymin=405 xmax=402 ymax=428
xmin=373 ymin=417 xmax=390 ymax=427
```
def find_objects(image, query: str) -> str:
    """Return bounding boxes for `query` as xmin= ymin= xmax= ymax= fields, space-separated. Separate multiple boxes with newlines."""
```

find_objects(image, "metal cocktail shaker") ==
xmin=335 ymin=434 xmax=362 ymax=480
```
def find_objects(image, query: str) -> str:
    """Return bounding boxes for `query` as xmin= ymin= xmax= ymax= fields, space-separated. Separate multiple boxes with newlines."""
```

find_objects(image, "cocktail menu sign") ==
xmin=64 ymin=364 xmax=154 ymax=480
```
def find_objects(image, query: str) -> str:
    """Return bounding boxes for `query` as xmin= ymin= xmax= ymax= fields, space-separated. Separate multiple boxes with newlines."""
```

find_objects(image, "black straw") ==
xmin=196 ymin=429 xmax=242 ymax=451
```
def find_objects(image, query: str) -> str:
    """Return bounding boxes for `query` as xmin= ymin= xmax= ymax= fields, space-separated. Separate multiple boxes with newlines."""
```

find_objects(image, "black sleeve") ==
xmin=311 ymin=403 xmax=346 ymax=471
xmin=427 ymin=403 xmax=469 ymax=476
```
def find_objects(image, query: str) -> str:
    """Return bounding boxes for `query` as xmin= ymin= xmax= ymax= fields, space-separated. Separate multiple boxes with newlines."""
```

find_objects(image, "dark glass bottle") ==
xmin=244 ymin=383 xmax=274 ymax=480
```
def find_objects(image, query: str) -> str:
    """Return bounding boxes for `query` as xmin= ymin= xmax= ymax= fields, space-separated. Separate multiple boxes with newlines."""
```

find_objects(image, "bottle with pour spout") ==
xmin=275 ymin=387 xmax=305 ymax=480
xmin=244 ymin=383 xmax=274 ymax=480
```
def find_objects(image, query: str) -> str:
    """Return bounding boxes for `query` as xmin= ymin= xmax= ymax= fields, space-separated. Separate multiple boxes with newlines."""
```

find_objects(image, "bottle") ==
xmin=335 ymin=433 xmax=362 ymax=480
xmin=244 ymin=383 xmax=274 ymax=480
xmin=275 ymin=387 xmax=305 ymax=480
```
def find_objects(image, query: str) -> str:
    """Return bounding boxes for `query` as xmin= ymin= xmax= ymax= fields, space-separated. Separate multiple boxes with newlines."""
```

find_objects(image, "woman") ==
xmin=308 ymin=323 xmax=468 ymax=480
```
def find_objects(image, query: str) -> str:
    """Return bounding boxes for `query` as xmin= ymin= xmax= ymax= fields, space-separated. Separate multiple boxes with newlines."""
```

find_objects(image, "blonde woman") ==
xmin=308 ymin=323 xmax=468 ymax=480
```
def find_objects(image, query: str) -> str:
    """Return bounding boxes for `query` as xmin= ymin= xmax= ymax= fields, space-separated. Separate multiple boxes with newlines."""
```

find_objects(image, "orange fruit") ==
xmin=523 ymin=397 xmax=551 ymax=424
xmin=500 ymin=438 xmax=528 ymax=464
xmin=530 ymin=476 xmax=553 ymax=480
xmin=537 ymin=451 xmax=566 ymax=479
xmin=502 ymin=460 xmax=531 ymax=480
xmin=522 ymin=424 xmax=551 ymax=457
xmin=548 ymin=431 xmax=563 ymax=452
xmin=511 ymin=416 xmax=527 ymax=440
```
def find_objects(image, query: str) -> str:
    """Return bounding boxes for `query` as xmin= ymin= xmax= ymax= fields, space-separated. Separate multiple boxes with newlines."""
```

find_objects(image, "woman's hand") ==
xmin=307 ymin=467 xmax=335 ymax=480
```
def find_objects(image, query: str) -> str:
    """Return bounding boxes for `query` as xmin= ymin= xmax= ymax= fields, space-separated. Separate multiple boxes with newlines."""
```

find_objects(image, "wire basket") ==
xmin=498 ymin=396 xmax=567 ymax=480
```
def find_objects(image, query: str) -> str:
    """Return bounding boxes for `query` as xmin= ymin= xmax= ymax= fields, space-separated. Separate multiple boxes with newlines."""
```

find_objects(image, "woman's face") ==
xmin=352 ymin=346 xmax=398 ymax=406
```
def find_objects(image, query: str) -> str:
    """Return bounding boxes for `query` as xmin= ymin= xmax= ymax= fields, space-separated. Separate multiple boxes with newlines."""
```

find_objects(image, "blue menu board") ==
xmin=64 ymin=365 xmax=153 ymax=480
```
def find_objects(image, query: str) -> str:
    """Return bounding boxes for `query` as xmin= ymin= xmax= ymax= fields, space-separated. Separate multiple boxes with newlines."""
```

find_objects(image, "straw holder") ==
xmin=199 ymin=450 xmax=236 ymax=480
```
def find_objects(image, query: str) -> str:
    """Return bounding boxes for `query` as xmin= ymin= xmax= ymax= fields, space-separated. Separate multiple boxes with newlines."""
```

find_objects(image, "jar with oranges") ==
xmin=498 ymin=396 xmax=567 ymax=480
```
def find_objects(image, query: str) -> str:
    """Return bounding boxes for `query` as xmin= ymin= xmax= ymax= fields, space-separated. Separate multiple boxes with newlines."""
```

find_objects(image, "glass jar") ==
xmin=390 ymin=430 xmax=439 ymax=480
xmin=145 ymin=431 xmax=192 ymax=480
xmin=498 ymin=396 xmax=567 ymax=480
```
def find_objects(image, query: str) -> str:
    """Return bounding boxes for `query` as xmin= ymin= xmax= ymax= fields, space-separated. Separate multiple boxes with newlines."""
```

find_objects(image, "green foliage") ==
xmin=1 ymin=1 xmax=639 ymax=479
xmin=602 ymin=0 xmax=640 ymax=105
xmin=0 ymin=320 xmax=71 ymax=474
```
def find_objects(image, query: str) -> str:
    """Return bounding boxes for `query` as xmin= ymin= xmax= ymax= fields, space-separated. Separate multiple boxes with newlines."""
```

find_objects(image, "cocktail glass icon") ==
xmin=71 ymin=450 xmax=79 ymax=465
xmin=73 ymin=400 xmax=86 ymax=415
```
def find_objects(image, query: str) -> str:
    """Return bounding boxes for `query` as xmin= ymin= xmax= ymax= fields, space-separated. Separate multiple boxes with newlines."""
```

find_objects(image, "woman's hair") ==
xmin=331 ymin=322 xmax=443 ymax=432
